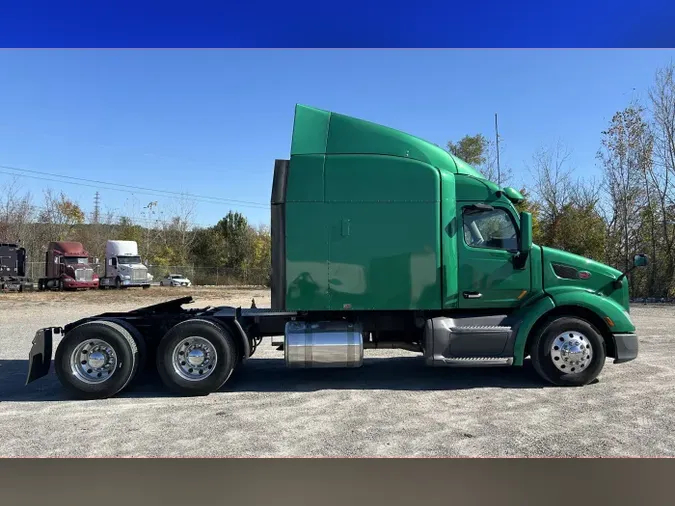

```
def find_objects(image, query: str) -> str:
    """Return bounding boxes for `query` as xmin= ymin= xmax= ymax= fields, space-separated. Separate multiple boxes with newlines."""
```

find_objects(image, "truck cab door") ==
xmin=457 ymin=203 xmax=531 ymax=309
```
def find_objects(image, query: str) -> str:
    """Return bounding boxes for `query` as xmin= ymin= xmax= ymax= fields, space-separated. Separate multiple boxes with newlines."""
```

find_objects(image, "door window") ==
xmin=462 ymin=207 xmax=518 ymax=251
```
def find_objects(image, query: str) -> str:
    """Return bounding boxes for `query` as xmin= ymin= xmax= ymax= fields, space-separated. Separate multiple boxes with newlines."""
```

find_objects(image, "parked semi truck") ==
xmin=26 ymin=104 xmax=645 ymax=400
xmin=98 ymin=240 xmax=152 ymax=289
xmin=0 ymin=243 xmax=33 ymax=292
xmin=38 ymin=241 xmax=99 ymax=291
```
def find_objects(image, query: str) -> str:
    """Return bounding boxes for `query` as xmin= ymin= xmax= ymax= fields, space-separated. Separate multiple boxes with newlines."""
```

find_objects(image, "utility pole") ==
xmin=93 ymin=191 xmax=100 ymax=224
xmin=494 ymin=113 xmax=501 ymax=186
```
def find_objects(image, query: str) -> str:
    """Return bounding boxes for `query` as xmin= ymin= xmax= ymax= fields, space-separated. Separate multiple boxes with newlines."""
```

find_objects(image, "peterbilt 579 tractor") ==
xmin=26 ymin=104 xmax=644 ymax=400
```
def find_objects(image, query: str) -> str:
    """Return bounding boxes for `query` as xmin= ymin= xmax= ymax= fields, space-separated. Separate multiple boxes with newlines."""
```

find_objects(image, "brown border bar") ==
xmin=1 ymin=458 xmax=673 ymax=505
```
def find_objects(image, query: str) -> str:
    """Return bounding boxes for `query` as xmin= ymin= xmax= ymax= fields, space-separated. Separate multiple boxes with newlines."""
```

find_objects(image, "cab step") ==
xmin=440 ymin=356 xmax=514 ymax=366
xmin=423 ymin=317 xmax=520 ymax=367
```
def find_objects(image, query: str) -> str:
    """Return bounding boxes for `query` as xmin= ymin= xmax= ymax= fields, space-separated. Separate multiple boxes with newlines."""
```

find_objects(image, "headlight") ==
xmin=122 ymin=275 xmax=131 ymax=280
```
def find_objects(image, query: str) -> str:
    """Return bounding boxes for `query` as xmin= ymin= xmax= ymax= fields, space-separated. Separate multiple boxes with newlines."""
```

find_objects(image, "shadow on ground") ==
xmin=1 ymin=356 xmax=553 ymax=402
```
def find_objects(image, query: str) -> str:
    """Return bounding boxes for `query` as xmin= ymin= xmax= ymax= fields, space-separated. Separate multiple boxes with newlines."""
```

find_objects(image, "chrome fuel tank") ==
xmin=284 ymin=321 xmax=364 ymax=368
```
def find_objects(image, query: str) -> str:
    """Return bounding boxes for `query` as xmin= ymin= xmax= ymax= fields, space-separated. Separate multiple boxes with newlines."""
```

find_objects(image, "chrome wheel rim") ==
xmin=550 ymin=331 xmax=593 ymax=373
xmin=70 ymin=339 xmax=118 ymax=384
xmin=172 ymin=336 xmax=217 ymax=381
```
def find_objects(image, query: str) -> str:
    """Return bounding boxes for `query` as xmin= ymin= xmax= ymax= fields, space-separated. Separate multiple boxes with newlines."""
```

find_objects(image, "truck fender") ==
xmin=510 ymin=295 xmax=555 ymax=366
xmin=546 ymin=287 xmax=634 ymax=333
xmin=200 ymin=316 xmax=251 ymax=362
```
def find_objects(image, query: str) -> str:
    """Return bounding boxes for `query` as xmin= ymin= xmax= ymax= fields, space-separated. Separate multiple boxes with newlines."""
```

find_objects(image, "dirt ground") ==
xmin=1 ymin=287 xmax=674 ymax=457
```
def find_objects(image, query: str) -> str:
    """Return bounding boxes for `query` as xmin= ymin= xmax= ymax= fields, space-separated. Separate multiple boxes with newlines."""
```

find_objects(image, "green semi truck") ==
xmin=26 ymin=105 xmax=645 ymax=399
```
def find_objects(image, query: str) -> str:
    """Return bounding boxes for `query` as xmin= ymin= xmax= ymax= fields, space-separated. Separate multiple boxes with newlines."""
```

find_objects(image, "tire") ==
xmin=156 ymin=318 xmax=237 ymax=396
xmin=54 ymin=320 xmax=140 ymax=400
xmin=530 ymin=316 xmax=606 ymax=387
xmin=103 ymin=318 xmax=148 ymax=380
xmin=142 ymin=285 xmax=150 ymax=290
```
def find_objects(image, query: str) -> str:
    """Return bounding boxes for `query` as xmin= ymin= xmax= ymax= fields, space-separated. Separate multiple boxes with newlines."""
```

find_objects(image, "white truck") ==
xmin=99 ymin=240 xmax=153 ymax=289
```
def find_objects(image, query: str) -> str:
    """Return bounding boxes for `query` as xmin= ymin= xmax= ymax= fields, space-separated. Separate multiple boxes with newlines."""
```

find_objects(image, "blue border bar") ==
xmin=0 ymin=0 xmax=674 ymax=47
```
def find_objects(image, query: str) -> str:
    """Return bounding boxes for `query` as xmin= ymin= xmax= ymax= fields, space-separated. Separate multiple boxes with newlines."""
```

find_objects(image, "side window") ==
xmin=462 ymin=207 xmax=518 ymax=251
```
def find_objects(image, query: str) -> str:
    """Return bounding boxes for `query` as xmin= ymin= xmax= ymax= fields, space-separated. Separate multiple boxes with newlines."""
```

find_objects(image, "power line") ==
xmin=0 ymin=163 xmax=270 ymax=209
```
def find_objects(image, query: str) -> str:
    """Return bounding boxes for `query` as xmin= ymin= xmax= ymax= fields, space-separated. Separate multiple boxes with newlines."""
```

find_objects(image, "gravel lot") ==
xmin=1 ymin=288 xmax=674 ymax=457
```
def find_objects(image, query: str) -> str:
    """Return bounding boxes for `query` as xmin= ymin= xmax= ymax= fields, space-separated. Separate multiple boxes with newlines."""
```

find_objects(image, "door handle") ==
xmin=463 ymin=291 xmax=482 ymax=299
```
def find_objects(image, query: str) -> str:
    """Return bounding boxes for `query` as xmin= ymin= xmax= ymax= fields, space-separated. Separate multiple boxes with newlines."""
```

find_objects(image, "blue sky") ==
xmin=1 ymin=49 xmax=674 ymax=227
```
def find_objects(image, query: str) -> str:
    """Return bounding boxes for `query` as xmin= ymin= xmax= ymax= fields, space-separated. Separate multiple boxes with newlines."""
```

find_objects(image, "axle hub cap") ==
xmin=550 ymin=331 xmax=593 ymax=373
xmin=70 ymin=339 xmax=117 ymax=384
xmin=172 ymin=336 xmax=218 ymax=381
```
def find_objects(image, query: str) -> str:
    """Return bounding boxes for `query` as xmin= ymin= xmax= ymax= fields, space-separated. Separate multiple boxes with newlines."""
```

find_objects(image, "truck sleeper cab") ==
xmin=25 ymin=105 xmax=644 ymax=400
xmin=0 ymin=243 xmax=33 ymax=292
xmin=99 ymin=240 xmax=152 ymax=289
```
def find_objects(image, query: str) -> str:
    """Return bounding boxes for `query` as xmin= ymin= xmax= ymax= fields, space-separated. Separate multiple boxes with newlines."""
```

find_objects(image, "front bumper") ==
xmin=612 ymin=332 xmax=638 ymax=364
xmin=63 ymin=279 xmax=99 ymax=289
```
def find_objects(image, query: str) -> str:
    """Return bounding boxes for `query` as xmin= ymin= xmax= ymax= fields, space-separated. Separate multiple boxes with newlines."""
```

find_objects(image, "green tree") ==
xmin=447 ymin=134 xmax=489 ymax=166
xmin=447 ymin=133 xmax=512 ymax=183
xmin=215 ymin=211 xmax=255 ymax=270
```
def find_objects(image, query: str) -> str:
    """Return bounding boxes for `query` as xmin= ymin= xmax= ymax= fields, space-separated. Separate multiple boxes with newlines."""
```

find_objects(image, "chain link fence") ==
xmin=146 ymin=265 xmax=271 ymax=286
xmin=24 ymin=262 xmax=271 ymax=287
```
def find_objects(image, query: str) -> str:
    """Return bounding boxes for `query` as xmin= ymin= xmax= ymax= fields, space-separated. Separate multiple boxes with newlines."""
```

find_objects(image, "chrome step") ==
xmin=440 ymin=357 xmax=513 ymax=366
xmin=449 ymin=325 xmax=512 ymax=333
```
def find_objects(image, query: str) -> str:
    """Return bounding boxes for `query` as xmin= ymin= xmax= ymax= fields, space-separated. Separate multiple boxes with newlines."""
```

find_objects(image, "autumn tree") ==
xmin=597 ymin=106 xmax=651 ymax=291
xmin=647 ymin=62 xmax=675 ymax=296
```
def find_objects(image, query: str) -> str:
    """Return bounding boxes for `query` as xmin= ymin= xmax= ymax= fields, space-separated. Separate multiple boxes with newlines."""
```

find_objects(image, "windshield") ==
xmin=117 ymin=256 xmax=142 ymax=265
xmin=64 ymin=257 xmax=89 ymax=265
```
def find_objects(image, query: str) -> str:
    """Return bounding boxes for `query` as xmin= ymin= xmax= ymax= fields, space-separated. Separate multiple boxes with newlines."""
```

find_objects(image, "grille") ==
xmin=131 ymin=268 xmax=147 ymax=282
xmin=75 ymin=268 xmax=94 ymax=281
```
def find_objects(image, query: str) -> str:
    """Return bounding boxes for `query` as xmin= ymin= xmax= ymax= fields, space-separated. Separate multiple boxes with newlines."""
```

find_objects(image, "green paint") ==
xmin=283 ymin=104 xmax=642 ymax=362
xmin=502 ymin=187 xmax=525 ymax=203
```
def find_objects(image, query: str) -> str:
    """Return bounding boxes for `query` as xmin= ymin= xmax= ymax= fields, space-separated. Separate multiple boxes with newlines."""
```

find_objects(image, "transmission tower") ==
xmin=93 ymin=191 xmax=101 ymax=224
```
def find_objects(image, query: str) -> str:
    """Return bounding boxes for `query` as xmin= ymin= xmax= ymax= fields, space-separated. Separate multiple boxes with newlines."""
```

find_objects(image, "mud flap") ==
xmin=26 ymin=328 xmax=57 ymax=384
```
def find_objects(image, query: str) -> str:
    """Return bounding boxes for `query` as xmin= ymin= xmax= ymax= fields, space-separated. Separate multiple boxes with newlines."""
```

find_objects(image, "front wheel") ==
xmin=530 ymin=316 xmax=606 ymax=387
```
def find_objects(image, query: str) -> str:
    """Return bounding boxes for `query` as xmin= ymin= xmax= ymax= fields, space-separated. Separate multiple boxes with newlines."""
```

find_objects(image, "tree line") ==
xmin=2 ymin=61 xmax=674 ymax=295
xmin=447 ymin=62 xmax=675 ymax=298
xmin=0 ymin=187 xmax=271 ymax=286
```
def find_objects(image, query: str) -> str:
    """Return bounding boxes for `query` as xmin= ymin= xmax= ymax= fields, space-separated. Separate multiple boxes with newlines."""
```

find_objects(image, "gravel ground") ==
xmin=1 ymin=288 xmax=674 ymax=457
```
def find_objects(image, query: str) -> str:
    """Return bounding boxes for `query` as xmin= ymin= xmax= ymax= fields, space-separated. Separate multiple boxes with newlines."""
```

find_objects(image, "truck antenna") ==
xmin=494 ymin=113 xmax=501 ymax=186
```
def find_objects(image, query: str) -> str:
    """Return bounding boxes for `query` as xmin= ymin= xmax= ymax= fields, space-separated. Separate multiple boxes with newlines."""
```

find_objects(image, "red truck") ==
xmin=38 ymin=241 xmax=99 ymax=291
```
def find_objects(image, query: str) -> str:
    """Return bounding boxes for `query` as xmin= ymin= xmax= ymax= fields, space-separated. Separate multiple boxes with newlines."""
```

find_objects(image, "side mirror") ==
xmin=520 ymin=212 xmax=532 ymax=254
xmin=634 ymin=254 xmax=648 ymax=268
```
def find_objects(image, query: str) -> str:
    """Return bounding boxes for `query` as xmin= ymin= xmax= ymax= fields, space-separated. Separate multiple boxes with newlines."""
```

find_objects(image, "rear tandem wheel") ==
xmin=54 ymin=320 xmax=140 ymax=400
xmin=156 ymin=318 xmax=238 ymax=396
